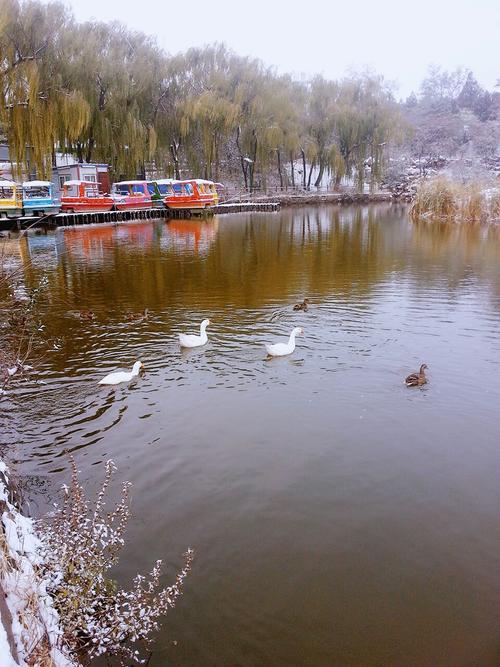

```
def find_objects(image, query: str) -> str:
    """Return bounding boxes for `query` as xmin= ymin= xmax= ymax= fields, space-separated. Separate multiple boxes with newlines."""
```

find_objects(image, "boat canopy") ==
xmin=113 ymin=180 xmax=148 ymax=186
xmin=0 ymin=180 xmax=18 ymax=187
xmin=23 ymin=180 xmax=52 ymax=188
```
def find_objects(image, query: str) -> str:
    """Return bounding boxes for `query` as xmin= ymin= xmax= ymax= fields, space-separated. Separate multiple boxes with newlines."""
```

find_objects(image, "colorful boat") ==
xmin=22 ymin=180 xmax=60 ymax=216
xmin=0 ymin=180 xmax=22 ymax=218
xmin=162 ymin=179 xmax=218 ymax=210
xmin=60 ymin=180 xmax=114 ymax=213
xmin=191 ymin=179 xmax=219 ymax=206
xmin=145 ymin=180 xmax=165 ymax=207
xmin=153 ymin=178 xmax=175 ymax=199
xmin=111 ymin=180 xmax=153 ymax=210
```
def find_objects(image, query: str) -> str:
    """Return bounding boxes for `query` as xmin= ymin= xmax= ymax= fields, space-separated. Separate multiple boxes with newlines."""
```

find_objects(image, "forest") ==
xmin=1 ymin=0 xmax=499 ymax=191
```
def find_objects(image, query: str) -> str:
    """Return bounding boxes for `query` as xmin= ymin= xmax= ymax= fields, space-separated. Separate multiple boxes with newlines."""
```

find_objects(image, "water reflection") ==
xmin=4 ymin=205 xmax=500 ymax=666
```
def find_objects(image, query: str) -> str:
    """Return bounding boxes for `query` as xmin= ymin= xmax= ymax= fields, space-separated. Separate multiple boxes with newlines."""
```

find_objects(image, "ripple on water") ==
xmin=6 ymin=209 xmax=500 ymax=665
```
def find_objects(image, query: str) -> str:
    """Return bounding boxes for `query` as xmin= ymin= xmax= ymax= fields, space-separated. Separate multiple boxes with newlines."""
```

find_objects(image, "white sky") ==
xmin=58 ymin=0 xmax=499 ymax=98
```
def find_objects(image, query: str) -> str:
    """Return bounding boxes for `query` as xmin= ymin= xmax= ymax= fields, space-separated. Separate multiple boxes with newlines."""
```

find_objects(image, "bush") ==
xmin=37 ymin=458 xmax=193 ymax=665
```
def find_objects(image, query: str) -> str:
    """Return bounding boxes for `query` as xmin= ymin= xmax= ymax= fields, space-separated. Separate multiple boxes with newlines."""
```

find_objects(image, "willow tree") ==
xmin=232 ymin=64 xmax=293 ymax=191
xmin=61 ymin=20 xmax=161 ymax=178
xmin=337 ymin=75 xmax=404 ymax=192
xmin=181 ymin=90 xmax=239 ymax=180
xmin=0 ymin=0 xmax=89 ymax=177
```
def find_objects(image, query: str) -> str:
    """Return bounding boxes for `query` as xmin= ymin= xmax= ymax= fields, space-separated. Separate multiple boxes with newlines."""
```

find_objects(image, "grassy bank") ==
xmin=410 ymin=178 xmax=500 ymax=223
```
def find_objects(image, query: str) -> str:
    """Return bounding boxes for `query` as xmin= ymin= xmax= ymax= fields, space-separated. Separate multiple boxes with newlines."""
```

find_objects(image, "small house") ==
xmin=52 ymin=163 xmax=110 ymax=197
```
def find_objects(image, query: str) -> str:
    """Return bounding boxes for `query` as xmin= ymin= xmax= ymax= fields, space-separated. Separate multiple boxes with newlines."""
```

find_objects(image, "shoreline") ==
xmin=0 ymin=461 xmax=75 ymax=667
xmin=223 ymin=191 xmax=394 ymax=207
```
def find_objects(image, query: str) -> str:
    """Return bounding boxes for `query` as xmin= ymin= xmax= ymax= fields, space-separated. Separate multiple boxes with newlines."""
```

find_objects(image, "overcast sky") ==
xmin=59 ymin=0 xmax=498 ymax=98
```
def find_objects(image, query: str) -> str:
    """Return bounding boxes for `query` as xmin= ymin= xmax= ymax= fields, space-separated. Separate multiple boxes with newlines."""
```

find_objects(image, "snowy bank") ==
xmin=0 ymin=461 xmax=76 ymax=667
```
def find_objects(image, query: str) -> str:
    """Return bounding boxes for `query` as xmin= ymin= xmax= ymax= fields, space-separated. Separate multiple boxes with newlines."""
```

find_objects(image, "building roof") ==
xmin=63 ymin=180 xmax=99 ymax=186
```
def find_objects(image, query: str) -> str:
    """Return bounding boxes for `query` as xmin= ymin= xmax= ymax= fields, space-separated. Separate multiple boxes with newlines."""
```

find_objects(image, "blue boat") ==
xmin=22 ymin=180 xmax=60 ymax=216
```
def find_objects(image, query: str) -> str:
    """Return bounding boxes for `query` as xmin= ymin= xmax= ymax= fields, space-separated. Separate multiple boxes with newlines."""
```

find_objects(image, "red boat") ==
xmin=61 ymin=180 xmax=114 ymax=213
xmin=111 ymin=180 xmax=153 ymax=210
xmin=162 ymin=179 xmax=218 ymax=211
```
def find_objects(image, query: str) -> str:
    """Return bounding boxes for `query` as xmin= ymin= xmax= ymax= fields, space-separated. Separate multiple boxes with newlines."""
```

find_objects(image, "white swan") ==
xmin=178 ymin=318 xmax=210 ymax=348
xmin=265 ymin=327 xmax=303 ymax=357
xmin=98 ymin=361 xmax=144 ymax=385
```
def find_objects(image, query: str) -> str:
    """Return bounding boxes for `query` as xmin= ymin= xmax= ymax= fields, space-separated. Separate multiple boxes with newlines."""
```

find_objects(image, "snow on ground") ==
xmin=0 ymin=460 xmax=77 ymax=667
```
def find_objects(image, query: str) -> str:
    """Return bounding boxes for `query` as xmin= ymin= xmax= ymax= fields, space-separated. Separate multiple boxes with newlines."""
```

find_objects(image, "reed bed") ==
xmin=410 ymin=177 xmax=500 ymax=223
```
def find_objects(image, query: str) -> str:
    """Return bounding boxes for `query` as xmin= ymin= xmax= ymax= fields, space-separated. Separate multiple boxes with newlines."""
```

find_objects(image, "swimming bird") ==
xmin=178 ymin=319 xmax=210 ymax=348
xmin=405 ymin=363 xmax=428 ymax=387
xmin=125 ymin=308 xmax=149 ymax=322
xmin=79 ymin=310 xmax=95 ymax=321
xmin=293 ymin=299 xmax=309 ymax=311
xmin=265 ymin=327 xmax=303 ymax=357
xmin=98 ymin=361 xmax=144 ymax=386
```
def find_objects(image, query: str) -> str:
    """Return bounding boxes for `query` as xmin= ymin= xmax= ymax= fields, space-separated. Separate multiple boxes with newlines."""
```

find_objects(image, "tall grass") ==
xmin=410 ymin=177 xmax=500 ymax=223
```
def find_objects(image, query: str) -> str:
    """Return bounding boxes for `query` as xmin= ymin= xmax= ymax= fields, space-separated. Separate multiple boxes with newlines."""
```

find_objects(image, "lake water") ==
xmin=3 ymin=204 xmax=500 ymax=665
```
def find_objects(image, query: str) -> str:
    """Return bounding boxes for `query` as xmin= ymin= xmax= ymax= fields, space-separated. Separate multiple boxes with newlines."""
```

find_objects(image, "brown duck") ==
xmin=405 ymin=363 xmax=428 ymax=387
xmin=293 ymin=299 xmax=309 ymax=312
xmin=125 ymin=308 xmax=149 ymax=322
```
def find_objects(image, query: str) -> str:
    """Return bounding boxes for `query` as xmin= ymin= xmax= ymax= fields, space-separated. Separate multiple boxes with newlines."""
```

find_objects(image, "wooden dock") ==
xmin=213 ymin=202 xmax=280 ymax=214
xmin=0 ymin=200 xmax=281 ymax=233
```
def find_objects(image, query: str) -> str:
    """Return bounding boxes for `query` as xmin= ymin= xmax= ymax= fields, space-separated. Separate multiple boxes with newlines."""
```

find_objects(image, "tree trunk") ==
xmin=85 ymin=133 xmax=94 ymax=164
xmin=75 ymin=141 xmax=83 ymax=163
xmin=290 ymin=152 xmax=295 ymax=187
xmin=369 ymin=143 xmax=375 ymax=195
xmin=170 ymin=141 xmax=180 ymax=180
xmin=277 ymin=149 xmax=283 ymax=189
xmin=236 ymin=126 xmax=248 ymax=190
xmin=214 ymin=133 xmax=220 ymax=182
xmin=307 ymin=159 xmax=315 ymax=190
xmin=301 ymin=148 xmax=307 ymax=189
xmin=314 ymin=157 xmax=325 ymax=188
xmin=249 ymin=130 xmax=258 ymax=192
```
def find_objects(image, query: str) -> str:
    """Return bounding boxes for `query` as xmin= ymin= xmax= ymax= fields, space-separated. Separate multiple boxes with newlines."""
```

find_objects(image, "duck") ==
xmin=79 ymin=310 xmax=95 ymax=321
xmin=293 ymin=299 xmax=309 ymax=312
xmin=98 ymin=361 xmax=144 ymax=386
xmin=125 ymin=308 xmax=149 ymax=322
xmin=405 ymin=363 xmax=428 ymax=387
xmin=178 ymin=319 xmax=210 ymax=348
xmin=265 ymin=327 xmax=303 ymax=357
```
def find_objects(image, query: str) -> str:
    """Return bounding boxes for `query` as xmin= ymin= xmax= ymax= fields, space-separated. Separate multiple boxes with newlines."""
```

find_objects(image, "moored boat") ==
xmin=162 ymin=179 xmax=218 ymax=210
xmin=153 ymin=178 xmax=175 ymax=199
xmin=111 ymin=180 xmax=153 ymax=210
xmin=22 ymin=180 xmax=60 ymax=216
xmin=145 ymin=180 xmax=165 ymax=207
xmin=191 ymin=179 xmax=219 ymax=206
xmin=0 ymin=180 xmax=22 ymax=218
xmin=61 ymin=180 xmax=114 ymax=213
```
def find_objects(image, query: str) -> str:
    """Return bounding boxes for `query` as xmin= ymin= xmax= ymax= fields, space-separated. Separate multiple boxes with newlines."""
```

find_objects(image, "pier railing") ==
xmin=218 ymin=184 xmax=364 ymax=203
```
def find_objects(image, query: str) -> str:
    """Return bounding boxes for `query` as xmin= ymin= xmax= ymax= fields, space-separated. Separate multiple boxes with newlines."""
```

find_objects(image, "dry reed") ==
xmin=410 ymin=177 xmax=500 ymax=223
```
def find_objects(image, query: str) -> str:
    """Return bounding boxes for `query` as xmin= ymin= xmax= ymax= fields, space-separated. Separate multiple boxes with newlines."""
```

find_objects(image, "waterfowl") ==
xmin=79 ymin=310 xmax=95 ymax=321
xmin=293 ymin=299 xmax=309 ymax=312
xmin=178 ymin=319 xmax=210 ymax=348
xmin=125 ymin=308 xmax=149 ymax=322
xmin=98 ymin=361 xmax=144 ymax=386
xmin=265 ymin=327 xmax=303 ymax=357
xmin=405 ymin=363 xmax=428 ymax=387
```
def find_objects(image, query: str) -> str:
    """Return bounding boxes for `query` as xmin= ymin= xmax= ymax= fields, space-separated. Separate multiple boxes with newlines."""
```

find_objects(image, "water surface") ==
xmin=3 ymin=205 xmax=500 ymax=666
